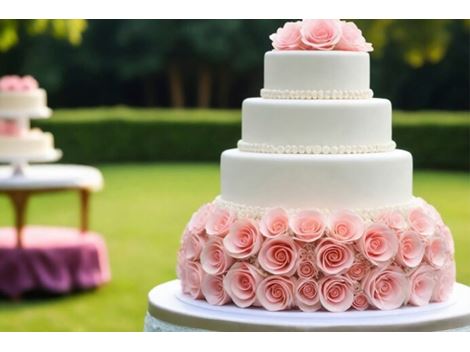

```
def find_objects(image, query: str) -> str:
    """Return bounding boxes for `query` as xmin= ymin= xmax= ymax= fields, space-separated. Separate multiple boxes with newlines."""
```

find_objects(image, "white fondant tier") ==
xmin=220 ymin=149 xmax=413 ymax=210
xmin=0 ymin=129 xmax=57 ymax=159
xmin=0 ymin=89 xmax=51 ymax=118
xmin=241 ymin=98 xmax=392 ymax=152
xmin=263 ymin=51 xmax=370 ymax=97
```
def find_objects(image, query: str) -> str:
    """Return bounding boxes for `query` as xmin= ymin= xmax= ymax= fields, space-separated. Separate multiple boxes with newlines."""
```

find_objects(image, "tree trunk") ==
xmin=197 ymin=65 xmax=212 ymax=108
xmin=217 ymin=68 xmax=231 ymax=108
xmin=168 ymin=63 xmax=185 ymax=108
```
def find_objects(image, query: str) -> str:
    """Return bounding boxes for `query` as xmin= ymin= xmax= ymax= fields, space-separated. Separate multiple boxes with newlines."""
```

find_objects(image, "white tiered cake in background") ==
xmin=0 ymin=75 xmax=61 ymax=167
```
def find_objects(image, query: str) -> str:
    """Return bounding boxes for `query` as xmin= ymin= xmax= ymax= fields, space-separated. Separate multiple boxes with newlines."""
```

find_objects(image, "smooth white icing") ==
xmin=0 ymin=89 xmax=50 ymax=117
xmin=241 ymin=98 xmax=392 ymax=149
xmin=0 ymin=129 xmax=56 ymax=159
xmin=264 ymin=51 xmax=370 ymax=93
xmin=220 ymin=149 xmax=413 ymax=210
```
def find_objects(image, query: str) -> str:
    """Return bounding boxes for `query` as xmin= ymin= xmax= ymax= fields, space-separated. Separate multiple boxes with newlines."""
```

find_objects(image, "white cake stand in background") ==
xmin=144 ymin=280 xmax=470 ymax=332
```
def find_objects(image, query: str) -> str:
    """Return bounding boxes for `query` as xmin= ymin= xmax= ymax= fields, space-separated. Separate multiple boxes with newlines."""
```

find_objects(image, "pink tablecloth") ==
xmin=0 ymin=226 xmax=111 ymax=298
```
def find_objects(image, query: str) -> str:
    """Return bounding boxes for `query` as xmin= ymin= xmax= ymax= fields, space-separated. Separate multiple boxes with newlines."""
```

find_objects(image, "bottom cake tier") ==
xmin=0 ymin=128 xmax=56 ymax=160
xmin=177 ymin=197 xmax=455 ymax=312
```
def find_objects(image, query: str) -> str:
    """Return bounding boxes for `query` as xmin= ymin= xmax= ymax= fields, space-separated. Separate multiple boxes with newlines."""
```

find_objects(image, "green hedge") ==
xmin=34 ymin=110 xmax=469 ymax=170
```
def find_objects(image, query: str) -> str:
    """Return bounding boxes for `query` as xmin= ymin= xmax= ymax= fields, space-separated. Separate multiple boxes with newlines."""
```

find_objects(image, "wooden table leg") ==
xmin=79 ymin=189 xmax=90 ymax=234
xmin=7 ymin=191 xmax=30 ymax=249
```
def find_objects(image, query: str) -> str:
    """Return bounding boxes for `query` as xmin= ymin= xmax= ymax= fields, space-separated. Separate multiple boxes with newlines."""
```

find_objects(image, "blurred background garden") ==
xmin=0 ymin=19 xmax=468 ymax=331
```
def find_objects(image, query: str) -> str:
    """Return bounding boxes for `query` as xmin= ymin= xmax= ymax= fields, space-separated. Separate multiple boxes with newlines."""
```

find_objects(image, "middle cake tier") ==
xmin=220 ymin=149 xmax=413 ymax=210
xmin=240 ymin=98 xmax=394 ymax=154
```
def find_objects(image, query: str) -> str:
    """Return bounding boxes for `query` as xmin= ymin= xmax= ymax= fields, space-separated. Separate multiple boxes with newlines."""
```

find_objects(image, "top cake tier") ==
xmin=261 ymin=51 xmax=372 ymax=100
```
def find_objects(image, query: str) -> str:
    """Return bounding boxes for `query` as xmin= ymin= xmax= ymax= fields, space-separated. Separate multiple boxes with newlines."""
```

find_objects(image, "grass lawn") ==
xmin=0 ymin=163 xmax=468 ymax=331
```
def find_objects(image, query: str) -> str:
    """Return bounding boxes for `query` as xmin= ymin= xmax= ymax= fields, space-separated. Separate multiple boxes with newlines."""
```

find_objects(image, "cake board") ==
xmin=145 ymin=280 xmax=470 ymax=332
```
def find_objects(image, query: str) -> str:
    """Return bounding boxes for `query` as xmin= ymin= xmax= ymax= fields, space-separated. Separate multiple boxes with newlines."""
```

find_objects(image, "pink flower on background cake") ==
xmin=336 ymin=21 xmax=373 ymax=52
xmin=258 ymin=236 xmax=298 ymax=276
xmin=188 ymin=203 xmax=213 ymax=235
xmin=290 ymin=210 xmax=326 ymax=242
xmin=0 ymin=120 xmax=21 ymax=136
xmin=376 ymin=210 xmax=407 ymax=231
xmin=294 ymin=278 xmax=321 ymax=312
xmin=425 ymin=236 xmax=447 ymax=268
xmin=300 ymin=19 xmax=342 ymax=51
xmin=396 ymin=230 xmax=425 ymax=268
xmin=270 ymin=21 xmax=304 ymax=51
xmin=359 ymin=223 xmax=398 ymax=265
xmin=21 ymin=75 xmax=39 ymax=90
xmin=0 ymin=75 xmax=38 ymax=91
xmin=363 ymin=266 xmax=409 ymax=310
xmin=223 ymin=262 xmax=264 ymax=308
xmin=182 ymin=261 xmax=204 ymax=299
xmin=431 ymin=262 xmax=455 ymax=302
xmin=205 ymin=207 xmax=236 ymax=237
xmin=352 ymin=292 xmax=370 ymax=311
xmin=296 ymin=258 xmax=319 ymax=279
xmin=408 ymin=207 xmax=436 ymax=237
xmin=181 ymin=229 xmax=207 ymax=261
xmin=328 ymin=210 xmax=364 ymax=243
xmin=319 ymin=275 xmax=354 ymax=312
xmin=408 ymin=265 xmax=436 ymax=306
xmin=440 ymin=225 xmax=455 ymax=256
xmin=223 ymin=219 xmax=263 ymax=259
xmin=256 ymin=275 xmax=295 ymax=311
xmin=259 ymin=208 xmax=290 ymax=238
xmin=315 ymin=238 xmax=354 ymax=275
xmin=200 ymin=236 xmax=234 ymax=275
xmin=346 ymin=259 xmax=371 ymax=282
xmin=201 ymin=274 xmax=231 ymax=305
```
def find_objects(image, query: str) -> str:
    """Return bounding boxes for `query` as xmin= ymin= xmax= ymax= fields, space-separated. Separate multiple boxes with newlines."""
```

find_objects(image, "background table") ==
xmin=144 ymin=280 xmax=470 ymax=332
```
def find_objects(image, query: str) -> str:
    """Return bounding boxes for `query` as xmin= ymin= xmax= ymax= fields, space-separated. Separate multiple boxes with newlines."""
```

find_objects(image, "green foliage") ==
xmin=33 ymin=108 xmax=470 ymax=170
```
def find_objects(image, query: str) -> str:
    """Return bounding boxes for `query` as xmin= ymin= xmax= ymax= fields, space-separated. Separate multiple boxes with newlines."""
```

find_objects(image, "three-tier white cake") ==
xmin=176 ymin=20 xmax=455 ymax=313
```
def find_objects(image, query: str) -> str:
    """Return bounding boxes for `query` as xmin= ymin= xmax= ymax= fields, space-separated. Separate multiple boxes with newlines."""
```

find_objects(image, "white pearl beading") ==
xmin=237 ymin=140 xmax=396 ymax=155
xmin=260 ymin=88 xmax=374 ymax=100
xmin=213 ymin=196 xmax=421 ymax=220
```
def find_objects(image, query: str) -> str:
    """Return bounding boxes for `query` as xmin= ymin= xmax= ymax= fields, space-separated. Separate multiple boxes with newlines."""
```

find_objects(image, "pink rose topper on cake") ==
xmin=270 ymin=19 xmax=373 ymax=52
xmin=0 ymin=119 xmax=21 ymax=136
xmin=0 ymin=75 xmax=39 ymax=91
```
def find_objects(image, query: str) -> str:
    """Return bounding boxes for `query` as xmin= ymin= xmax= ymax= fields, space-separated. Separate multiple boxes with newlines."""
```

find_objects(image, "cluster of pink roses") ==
xmin=0 ymin=119 xmax=21 ymax=136
xmin=177 ymin=200 xmax=455 ymax=312
xmin=0 ymin=75 xmax=39 ymax=91
xmin=269 ymin=19 xmax=373 ymax=52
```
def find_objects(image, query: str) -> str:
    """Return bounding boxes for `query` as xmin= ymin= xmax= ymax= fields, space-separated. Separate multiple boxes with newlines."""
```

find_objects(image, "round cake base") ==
xmin=0 ymin=226 xmax=111 ymax=299
xmin=145 ymin=280 xmax=470 ymax=332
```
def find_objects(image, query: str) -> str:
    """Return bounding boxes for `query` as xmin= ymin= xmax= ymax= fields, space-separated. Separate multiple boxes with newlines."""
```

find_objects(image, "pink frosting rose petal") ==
xmin=260 ymin=208 xmax=290 ymax=238
xmin=181 ymin=261 xmax=204 ymax=299
xmin=375 ymin=210 xmax=407 ymax=231
xmin=223 ymin=262 xmax=264 ymax=308
xmin=294 ymin=278 xmax=321 ymax=312
xmin=223 ymin=218 xmax=263 ymax=259
xmin=270 ymin=21 xmax=304 ymax=51
xmin=352 ymin=292 xmax=370 ymax=311
xmin=397 ymin=230 xmax=425 ymax=268
xmin=188 ymin=203 xmax=213 ymax=236
xmin=319 ymin=275 xmax=354 ymax=312
xmin=205 ymin=206 xmax=236 ymax=237
xmin=290 ymin=210 xmax=326 ymax=242
xmin=256 ymin=275 xmax=295 ymax=311
xmin=181 ymin=228 xmax=207 ymax=261
xmin=300 ymin=19 xmax=343 ymax=51
xmin=408 ymin=264 xmax=436 ymax=306
xmin=359 ymin=223 xmax=398 ymax=265
xmin=201 ymin=273 xmax=231 ymax=306
xmin=408 ymin=207 xmax=436 ymax=237
xmin=328 ymin=210 xmax=365 ymax=243
xmin=200 ymin=236 xmax=234 ymax=275
xmin=346 ymin=259 xmax=371 ymax=282
xmin=336 ymin=21 xmax=373 ymax=52
xmin=296 ymin=258 xmax=319 ymax=279
xmin=425 ymin=236 xmax=448 ymax=269
xmin=363 ymin=266 xmax=409 ymax=310
xmin=315 ymin=238 xmax=354 ymax=275
xmin=431 ymin=261 xmax=455 ymax=302
xmin=258 ymin=236 xmax=298 ymax=276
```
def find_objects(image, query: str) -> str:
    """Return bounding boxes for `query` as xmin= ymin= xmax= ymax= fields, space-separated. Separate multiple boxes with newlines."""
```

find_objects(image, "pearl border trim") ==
xmin=237 ymin=140 xmax=397 ymax=155
xmin=260 ymin=88 xmax=374 ymax=100
xmin=213 ymin=196 xmax=420 ymax=220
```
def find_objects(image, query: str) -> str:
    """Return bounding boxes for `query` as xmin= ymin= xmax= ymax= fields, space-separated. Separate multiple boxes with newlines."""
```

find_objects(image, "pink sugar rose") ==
xmin=315 ymin=238 xmax=354 ymax=275
xmin=346 ymin=260 xmax=371 ymax=282
xmin=181 ymin=261 xmax=204 ymax=299
xmin=0 ymin=120 xmax=21 ymax=136
xmin=201 ymin=273 xmax=231 ymax=306
xmin=336 ymin=21 xmax=373 ymax=52
xmin=359 ymin=223 xmax=398 ymax=265
xmin=181 ymin=229 xmax=207 ymax=261
xmin=260 ymin=208 xmax=290 ymax=238
xmin=270 ymin=21 xmax=304 ymax=51
xmin=223 ymin=262 xmax=264 ymax=308
xmin=362 ymin=266 xmax=409 ymax=310
xmin=223 ymin=219 xmax=263 ymax=259
xmin=200 ymin=236 xmax=234 ymax=275
xmin=205 ymin=207 xmax=236 ymax=237
xmin=19 ymin=75 xmax=39 ymax=90
xmin=0 ymin=75 xmax=21 ymax=91
xmin=188 ymin=203 xmax=213 ymax=236
xmin=425 ymin=236 xmax=447 ymax=269
xmin=290 ymin=210 xmax=326 ymax=242
xmin=408 ymin=207 xmax=436 ymax=237
xmin=431 ymin=261 xmax=455 ymax=302
xmin=328 ymin=210 xmax=365 ymax=243
xmin=294 ymin=278 xmax=321 ymax=312
xmin=300 ymin=19 xmax=342 ymax=51
xmin=376 ymin=210 xmax=407 ymax=231
xmin=408 ymin=265 xmax=436 ymax=306
xmin=258 ymin=236 xmax=298 ymax=276
xmin=352 ymin=292 xmax=370 ymax=311
xmin=397 ymin=230 xmax=425 ymax=268
xmin=423 ymin=202 xmax=444 ymax=227
xmin=296 ymin=259 xmax=319 ymax=279
xmin=256 ymin=275 xmax=295 ymax=311
xmin=319 ymin=275 xmax=354 ymax=312
xmin=439 ymin=225 xmax=455 ymax=256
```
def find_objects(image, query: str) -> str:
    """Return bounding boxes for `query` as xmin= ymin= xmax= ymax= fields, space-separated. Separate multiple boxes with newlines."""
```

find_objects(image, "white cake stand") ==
xmin=144 ymin=280 xmax=470 ymax=332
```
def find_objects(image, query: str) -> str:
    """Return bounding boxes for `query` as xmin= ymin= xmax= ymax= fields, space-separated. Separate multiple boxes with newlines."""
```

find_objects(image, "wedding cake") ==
xmin=176 ymin=20 xmax=455 ymax=313
xmin=0 ymin=75 xmax=59 ymax=160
